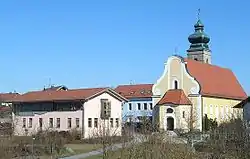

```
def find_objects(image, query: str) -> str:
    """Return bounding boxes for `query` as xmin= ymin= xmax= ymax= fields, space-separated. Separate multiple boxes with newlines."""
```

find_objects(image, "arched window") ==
xmin=166 ymin=108 xmax=174 ymax=113
xmin=174 ymin=80 xmax=178 ymax=89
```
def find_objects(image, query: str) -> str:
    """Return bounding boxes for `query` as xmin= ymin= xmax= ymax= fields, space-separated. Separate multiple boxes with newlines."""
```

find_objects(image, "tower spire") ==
xmin=186 ymin=11 xmax=212 ymax=64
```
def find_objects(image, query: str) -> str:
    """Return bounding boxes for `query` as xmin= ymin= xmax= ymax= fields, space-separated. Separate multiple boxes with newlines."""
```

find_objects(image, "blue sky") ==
xmin=0 ymin=0 xmax=249 ymax=94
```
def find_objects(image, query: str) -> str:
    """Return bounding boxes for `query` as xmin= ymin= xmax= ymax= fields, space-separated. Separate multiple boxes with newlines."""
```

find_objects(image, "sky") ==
xmin=0 ymin=0 xmax=249 ymax=94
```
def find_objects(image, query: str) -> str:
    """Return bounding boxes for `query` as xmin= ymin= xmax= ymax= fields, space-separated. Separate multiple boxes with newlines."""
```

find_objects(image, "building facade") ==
xmin=152 ymin=18 xmax=247 ymax=132
xmin=10 ymin=88 xmax=127 ymax=138
xmin=234 ymin=97 xmax=250 ymax=122
xmin=115 ymin=84 xmax=153 ymax=123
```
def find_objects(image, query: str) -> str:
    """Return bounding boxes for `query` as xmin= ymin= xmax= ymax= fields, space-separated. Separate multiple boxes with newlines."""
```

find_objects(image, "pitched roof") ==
xmin=0 ymin=93 xmax=20 ymax=102
xmin=157 ymin=89 xmax=192 ymax=105
xmin=184 ymin=58 xmax=247 ymax=100
xmin=9 ymin=87 xmax=108 ymax=103
xmin=115 ymin=84 xmax=153 ymax=99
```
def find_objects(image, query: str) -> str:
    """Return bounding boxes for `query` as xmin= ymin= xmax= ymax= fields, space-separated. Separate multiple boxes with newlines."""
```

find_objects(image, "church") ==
xmin=152 ymin=18 xmax=247 ymax=132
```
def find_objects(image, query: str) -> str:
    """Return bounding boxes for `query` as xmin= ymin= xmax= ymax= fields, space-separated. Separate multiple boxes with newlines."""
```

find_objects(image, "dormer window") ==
xmin=174 ymin=80 xmax=178 ymax=89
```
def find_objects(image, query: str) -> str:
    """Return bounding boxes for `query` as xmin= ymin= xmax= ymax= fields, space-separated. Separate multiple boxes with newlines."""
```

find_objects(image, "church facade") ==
xmin=152 ymin=19 xmax=247 ymax=132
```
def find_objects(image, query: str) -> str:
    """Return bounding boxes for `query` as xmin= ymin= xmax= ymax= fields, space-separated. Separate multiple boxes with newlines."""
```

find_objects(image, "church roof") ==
xmin=115 ymin=84 xmax=153 ymax=99
xmin=185 ymin=58 xmax=247 ymax=100
xmin=157 ymin=89 xmax=192 ymax=105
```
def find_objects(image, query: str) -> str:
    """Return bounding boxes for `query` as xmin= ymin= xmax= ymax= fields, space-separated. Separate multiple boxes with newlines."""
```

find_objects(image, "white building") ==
xmin=9 ymin=87 xmax=127 ymax=138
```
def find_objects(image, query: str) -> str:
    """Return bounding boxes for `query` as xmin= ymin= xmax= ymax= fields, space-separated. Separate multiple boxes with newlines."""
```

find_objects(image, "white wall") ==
xmin=13 ymin=92 xmax=123 ymax=138
xmin=162 ymin=105 xmax=191 ymax=131
xmin=84 ymin=92 xmax=122 ymax=138
xmin=13 ymin=110 xmax=82 ymax=136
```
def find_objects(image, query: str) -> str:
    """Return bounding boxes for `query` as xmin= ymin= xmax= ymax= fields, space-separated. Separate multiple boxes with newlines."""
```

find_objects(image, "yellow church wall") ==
xmin=188 ymin=96 xmax=201 ymax=129
xmin=202 ymin=96 xmax=242 ymax=124
xmin=152 ymin=56 xmax=203 ymax=130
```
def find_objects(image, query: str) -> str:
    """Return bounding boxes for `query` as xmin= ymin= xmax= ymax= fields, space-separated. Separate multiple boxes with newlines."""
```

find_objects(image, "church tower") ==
xmin=187 ymin=18 xmax=211 ymax=64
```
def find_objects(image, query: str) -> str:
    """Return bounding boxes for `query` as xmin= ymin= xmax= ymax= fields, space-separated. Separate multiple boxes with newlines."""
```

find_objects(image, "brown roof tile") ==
xmin=157 ymin=89 xmax=192 ymax=105
xmin=0 ymin=93 xmax=20 ymax=102
xmin=11 ymin=87 xmax=108 ymax=102
xmin=115 ymin=84 xmax=153 ymax=99
xmin=185 ymin=58 xmax=247 ymax=100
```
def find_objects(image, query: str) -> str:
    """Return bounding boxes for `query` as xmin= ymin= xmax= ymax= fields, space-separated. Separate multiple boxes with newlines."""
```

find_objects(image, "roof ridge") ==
xmin=116 ymin=83 xmax=153 ymax=87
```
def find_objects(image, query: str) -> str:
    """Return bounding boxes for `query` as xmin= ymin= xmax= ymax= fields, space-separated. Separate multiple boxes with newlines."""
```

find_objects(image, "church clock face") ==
xmin=154 ymin=88 xmax=161 ymax=96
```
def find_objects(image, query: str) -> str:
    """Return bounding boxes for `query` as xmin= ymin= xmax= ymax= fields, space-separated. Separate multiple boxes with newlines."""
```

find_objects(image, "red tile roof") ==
xmin=157 ymin=89 xmax=192 ymax=105
xmin=0 ymin=93 xmax=20 ymax=102
xmin=10 ymin=88 xmax=108 ymax=102
xmin=185 ymin=58 xmax=247 ymax=100
xmin=115 ymin=84 xmax=153 ymax=99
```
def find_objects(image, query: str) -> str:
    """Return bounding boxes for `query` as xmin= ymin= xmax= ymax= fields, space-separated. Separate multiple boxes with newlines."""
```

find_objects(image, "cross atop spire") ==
xmin=197 ymin=8 xmax=201 ymax=20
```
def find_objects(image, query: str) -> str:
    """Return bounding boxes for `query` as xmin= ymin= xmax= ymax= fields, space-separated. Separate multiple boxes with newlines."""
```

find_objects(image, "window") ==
xmin=129 ymin=103 xmax=132 ymax=110
xmin=68 ymin=118 xmax=72 ymax=128
xmin=150 ymin=103 xmax=153 ymax=110
xmin=194 ymin=58 xmax=198 ymax=61
xmin=49 ymin=118 xmax=53 ymax=128
xmin=110 ymin=118 xmax=113 ymax=128
xmin=137 ymin=103 xmax=141 ymax=110
xmin=174 ymin=80 xmax=178 ymax=89
xmin=39 ymin=118 xmax=42 ymax=128
xmin=22 ymin=118 xmax=26 ymax=128
xmin=101 ymin=99 xmax=111 ymax=119
xmin=94 ymin=118 xmax=98 ymax=128
xmin=76 ymin=118 xmax=80 ymax=128
xmin=206 ymin=59 xmax=209 ymax=63
xmin=210 ymin=105 xmax=213 ymax=117
xmin=56 ymin=118 xmax=60 ymax=128
xmin=166 ymin=108 xmax=174 ymax=113
xmin=182 ymin=111 xmax=185 ymax=118
xmin=144 ymin=103 xmax=147 ymax=110
xmin=115 ymin=118 xmax=119 ymax=127
xmin=28 ymin=118 xmax=32 ymax=128
xmin=88 ymin=118 xmax=92 ymax=128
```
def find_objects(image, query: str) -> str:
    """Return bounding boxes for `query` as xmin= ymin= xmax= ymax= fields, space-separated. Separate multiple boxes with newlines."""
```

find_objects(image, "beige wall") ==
xmin=152 ymin=56 xmax=202 ymax=130
xmin=13 ymin=92 xmax=123 ymax=138
xmin=202 ymin=96 xmax=242 ymax=124
xmin=13 ymin=110 xmax=83 ymax=136
xmin=84 ymin=92 xmax=122 ymax=138
xmin=157 ymin=104 xmax=191 ymax=131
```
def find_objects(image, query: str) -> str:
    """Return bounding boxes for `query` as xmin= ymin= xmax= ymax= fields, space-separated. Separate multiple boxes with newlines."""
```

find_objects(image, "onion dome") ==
xmin=187 ymin=19 xmax=210 ymax=52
